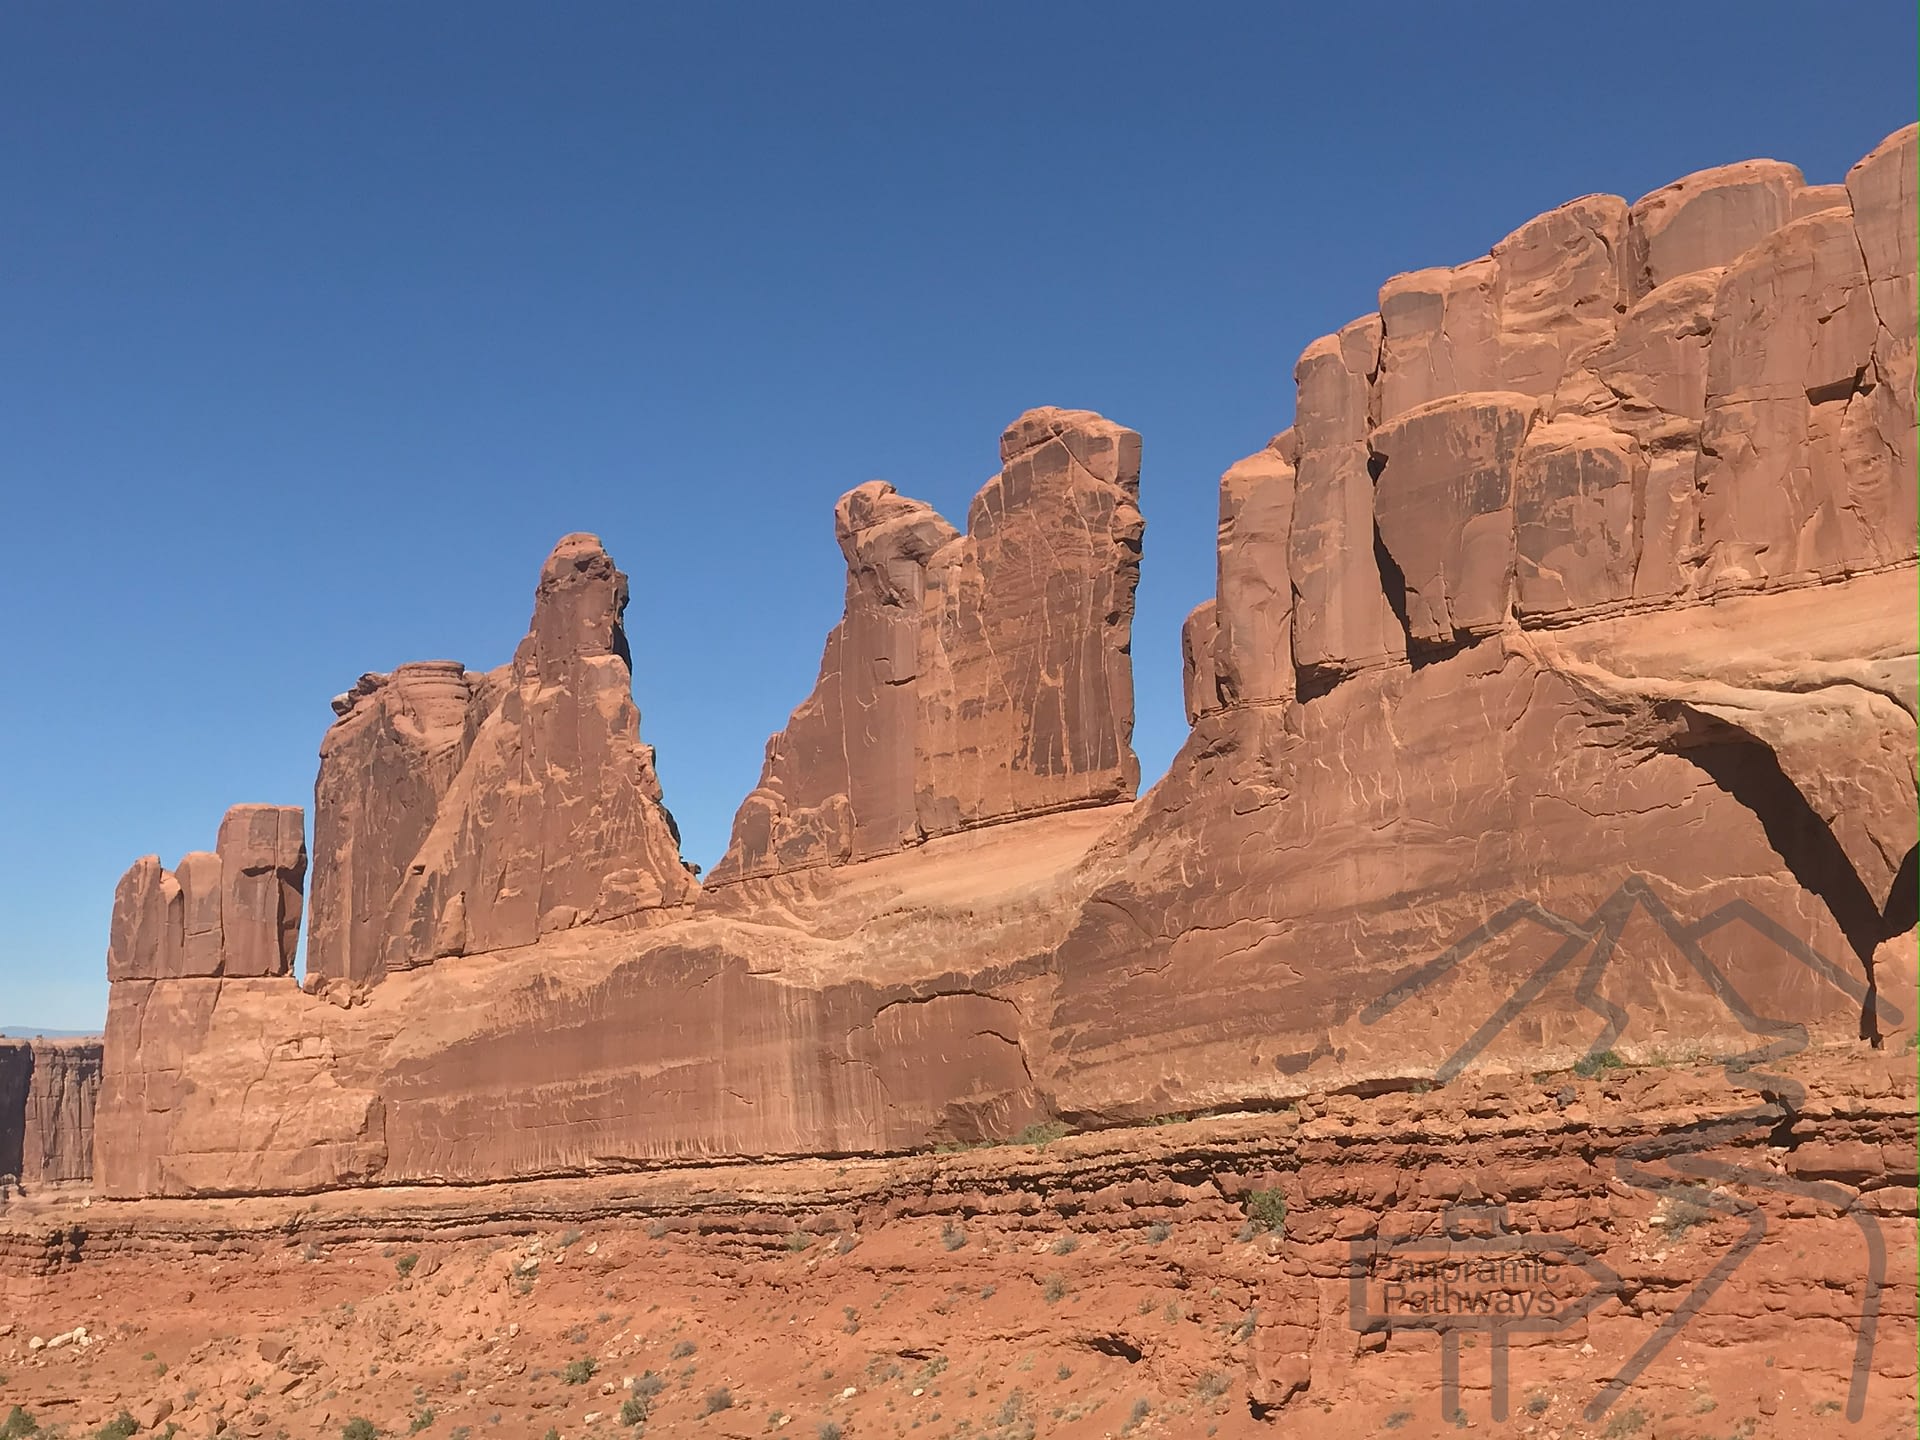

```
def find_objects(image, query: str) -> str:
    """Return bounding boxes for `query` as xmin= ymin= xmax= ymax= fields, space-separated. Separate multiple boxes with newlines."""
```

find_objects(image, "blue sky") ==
xmin=1 ymin=3 xmax=1913 ymax=1030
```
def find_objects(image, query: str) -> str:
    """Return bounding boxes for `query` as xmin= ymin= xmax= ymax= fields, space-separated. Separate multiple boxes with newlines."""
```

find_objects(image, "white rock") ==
xmin=27 ymin=1336 xmax=44 ymax=1351
xmin=841 ymin=1386 xmax=858 ymax=1398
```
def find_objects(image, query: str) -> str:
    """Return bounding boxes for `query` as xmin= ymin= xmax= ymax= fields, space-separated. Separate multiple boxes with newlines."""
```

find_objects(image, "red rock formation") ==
xmin=1050 ymin=125 xmax=1918 ymax=1114
xmin=305 ymin=662 xmax=504 ymax=987
xmin=710 ymin=407 xmax=1143 ymax=883
xmin=106 ymin=805 xmax=306 ymax=982
xmin=75 ymin=126 xmax=1917 ymax=1203
xmin=305 ymin=534 xmax=694 ymax=986
xmin=0 ymin=1039 xmax=102 ymax=1189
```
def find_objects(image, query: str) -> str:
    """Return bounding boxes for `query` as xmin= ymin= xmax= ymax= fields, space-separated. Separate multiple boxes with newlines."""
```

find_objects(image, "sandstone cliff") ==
xmin=70 ymin=125 xmax=1917 ymax=1202
xmin=709 ymin=407 xmax=1144 ymax=884
xmin=305 ymin=533 xmax=695 ymax=988
xmin=0 ymin=1038 xmax=101 ymax=1189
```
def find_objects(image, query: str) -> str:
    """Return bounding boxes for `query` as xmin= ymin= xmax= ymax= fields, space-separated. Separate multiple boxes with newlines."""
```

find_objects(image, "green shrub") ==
xmin=1244 ymin=1188 xmax=1287 ymax=1235
xmin=395 ymin=1253 xmax=419 ymax=1277
xmin=95 ymin=1417 xmax=138 ymax=1440
xmin=704 ymin=1387 xmax=734 ymax=1414
xmin=562 ymin=1357 xmax=598 ymax=1385
xmin=618 ymin=1396 xmax=649 ymax=1426
xmin=0 ymin=1409 xmax=36 ymax=1440
xmin=1015 ymin=1121 xmax=1070 ymax=1147
xmin=341 ymin=1422 xmax=378 ymax=1440
xmin=1573 ymin=1049 xmax=1626 ymax=1078
xmin=407 ymin=1409 xmax=434 ymax=1434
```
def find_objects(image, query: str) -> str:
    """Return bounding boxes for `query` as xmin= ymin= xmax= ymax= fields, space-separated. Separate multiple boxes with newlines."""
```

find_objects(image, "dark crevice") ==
xmin=1677 ymin=740 xmax=1908 ymax=1043
xmin=1085 ymin=1334 xmax=1144 ymax=1362
xmin=1294 ymin=663 xmax=1343 ymax=704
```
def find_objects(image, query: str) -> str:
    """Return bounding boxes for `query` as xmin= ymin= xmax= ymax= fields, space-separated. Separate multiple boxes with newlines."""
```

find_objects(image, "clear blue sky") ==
xmin=2 ymin=3 xmax=1913 ymax=1030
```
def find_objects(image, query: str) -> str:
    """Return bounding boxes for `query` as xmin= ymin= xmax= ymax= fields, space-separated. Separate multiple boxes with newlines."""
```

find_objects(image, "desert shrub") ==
xmin=1042 ymin=1274 xmax=1067 ymax=1303
xmin=670 ymin=1340 xmax=697 ymax=1359
xmin=1573 ymin=1049 xmax=1626 ymax=1078
xmin=341 ymin=1422 xmax=378 ymax=1440
xmin=395 ymin=1253 xmax=419 ymax=1277
xmin=1 ymin=1410 xmax=35 ymax=1440
xmin=1145 ymin=1220 xmax=1170 ymax=1244
xmin=1244 ymin=1188 xmax=1287 ymax=1235
xmin=1015 ymin=1121 xmax=1070 ymax=1147
xmin=1663 ymin=1190 xmax=1714 ymax=1237
xmin=562 ymin=1357 xmax=597 ymax=1385
xmin=818 ymin=1425 xmax=843 ymax=1440
xmin=558 ymin=1228 xmax=583 ymax=1248
xmin=618 ymin=1396 xmax=649 ymax=1426
xmin=407 ymin=1409 xmax=434 ymax=1434
xmin=96 ymin=1418 xmax=138 ymax=1440
xmin=941 ymin=1220 xmax=967 ymax=1251
xmin=704 ymin=1387 xmax=734 ymax=1413
xmin=1121 ymin=1398 xmax=1151 ymax=1434
xmin=785 ymin=1231 xmax=813 ymax=1253
xmin=1196 ymin=1372 xmax=1228 ymax=1400
xmin=1051 ymin=1234 xmax=1079 ymax=1255
xmin=634 ymin=1371 xmax=665 ymax=1397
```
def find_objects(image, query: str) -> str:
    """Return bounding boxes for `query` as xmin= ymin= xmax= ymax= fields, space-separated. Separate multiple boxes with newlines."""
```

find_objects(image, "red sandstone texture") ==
xmin=0 ymin=1051 xmax=1912 ymax=1438
xmin=0 ymin=1040 xmax=99 ymax=1191
xmin=303 ymin=534 xmax=695 ymax=992
xmin=5 ymin=124 xmax=1915 ymax=1436
xmin=710 ymin=407 xmax=1144 ymax=884
xmin=78 ymin=125 xmax=1916 ymax=1198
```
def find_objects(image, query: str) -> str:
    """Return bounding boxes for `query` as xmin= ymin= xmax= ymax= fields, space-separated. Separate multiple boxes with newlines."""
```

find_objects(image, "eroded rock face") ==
xmin=305 ymin=534 xmax=695 ymax=985
xmin=711 ymin=407 xmax=1143 ymax=883
xmin=106 ymin=806 xmax=307 ymax=982
xmin=75 ymin=126 xmax=1918 ymax=1203
xmin=306 ymin=662 xmax=503 ymax=988
xmin=0 ymin=1039 xmax=102 ymax=1189
xmin=1057 ymin=125 xmax=1917 ymax=1117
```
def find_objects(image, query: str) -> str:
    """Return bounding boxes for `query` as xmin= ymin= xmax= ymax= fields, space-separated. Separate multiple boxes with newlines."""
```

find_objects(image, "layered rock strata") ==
xmin=709 ymin=407 xmax=1144 ymax=883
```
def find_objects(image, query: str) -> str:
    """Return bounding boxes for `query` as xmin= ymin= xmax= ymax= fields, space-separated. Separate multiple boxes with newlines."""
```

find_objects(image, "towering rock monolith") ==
xmin=710 ymin=407 xmax=1144 ymax=883
xmin=305 ymin=534 xmax=695 ymax=987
